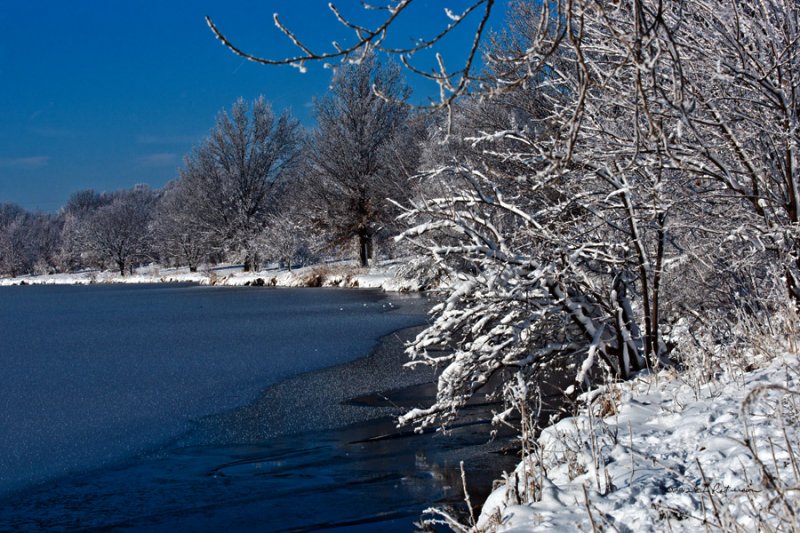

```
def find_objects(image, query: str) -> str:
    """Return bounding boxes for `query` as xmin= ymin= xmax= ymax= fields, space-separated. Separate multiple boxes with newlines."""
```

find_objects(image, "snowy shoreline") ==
xmin=475 ymin=350 xmax=800 ymax=532
xmin=0 ymin=259 xmax=423 ymax=292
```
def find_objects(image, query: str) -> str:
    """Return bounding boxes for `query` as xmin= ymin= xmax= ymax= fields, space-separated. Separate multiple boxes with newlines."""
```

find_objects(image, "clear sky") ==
xmin=0 ymin=1 xmax=504 ymax=212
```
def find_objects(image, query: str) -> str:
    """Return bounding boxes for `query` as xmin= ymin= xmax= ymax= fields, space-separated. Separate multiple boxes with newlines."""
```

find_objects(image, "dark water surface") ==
xmin=0 ymin=284 xmax=515 ymax=531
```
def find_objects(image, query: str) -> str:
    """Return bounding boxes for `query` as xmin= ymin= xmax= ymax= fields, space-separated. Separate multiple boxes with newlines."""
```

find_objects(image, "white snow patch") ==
xmin=0 ymin=259 xmax=423 ymax=293
xmin=478 ymin=354 xmax=800 ymax=532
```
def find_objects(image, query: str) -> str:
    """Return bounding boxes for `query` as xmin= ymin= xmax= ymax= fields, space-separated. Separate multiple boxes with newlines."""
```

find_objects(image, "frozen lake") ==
xmin=0 ymin=284 xmax=428 ymax=497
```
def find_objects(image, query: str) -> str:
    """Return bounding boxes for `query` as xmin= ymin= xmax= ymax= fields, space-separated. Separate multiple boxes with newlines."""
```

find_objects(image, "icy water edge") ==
xmin=0 ymin=284 xmax=516 ymax=531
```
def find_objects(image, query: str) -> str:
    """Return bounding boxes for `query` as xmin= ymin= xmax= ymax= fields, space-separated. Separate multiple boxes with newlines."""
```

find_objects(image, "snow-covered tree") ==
xmin=24 ymin=212 xmax=62 ymax=275
xmin=398 ymin=0 xmax=799 ymax=428
xmin=0 ymin=205 xmax=31 ymax=277
xmin=151 ymin=181 xmax=208 ymax=272
xmin=57 ymin=189 xmax=111 ymax=271
xmin=301 ymin=55 xmax=420 ymax=267
xmin=83 ymin=185 xmax=158 ymax=275
xmin=0 ymin=204 xmax=62 ymax=277
xmin=663 ymin=0 xmax=800 ymax=306
xmin=176 ymin=97 xmax=301 ymax=271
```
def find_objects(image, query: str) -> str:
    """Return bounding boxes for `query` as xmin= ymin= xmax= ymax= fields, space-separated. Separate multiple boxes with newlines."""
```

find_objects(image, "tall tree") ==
xmin=177 ymin=97 xmax=301 ymax=271
xmin=664 ymin=0 xmax=800 ymax=307
xmin=305 ymin=55 xmax=419 ymax=267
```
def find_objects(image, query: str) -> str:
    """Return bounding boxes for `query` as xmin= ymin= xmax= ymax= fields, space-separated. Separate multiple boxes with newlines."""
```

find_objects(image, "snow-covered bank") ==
xmin=477 ymin=351 xmax=800 ymax=532
xmin=0 ymin=259 xmax=423 ymax=292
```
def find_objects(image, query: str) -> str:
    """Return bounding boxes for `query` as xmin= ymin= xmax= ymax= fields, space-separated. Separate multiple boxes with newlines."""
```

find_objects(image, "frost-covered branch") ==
xmin=206 ymin=0 xmax=499 ymax=106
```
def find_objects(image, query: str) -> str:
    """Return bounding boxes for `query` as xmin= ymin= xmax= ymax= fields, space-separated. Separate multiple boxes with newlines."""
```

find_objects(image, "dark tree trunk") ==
xmin=358 ymin=231 xmax=372 ymax=268
xmin=117 ymin=260 xmax=126 ymax=276
xmin=189 ymin=265 xmax=198 ymax=273
xmin=786 ymin=254 xmax=800 ymax=313
xmin=243 ymin=255 xmax=253 ymax=272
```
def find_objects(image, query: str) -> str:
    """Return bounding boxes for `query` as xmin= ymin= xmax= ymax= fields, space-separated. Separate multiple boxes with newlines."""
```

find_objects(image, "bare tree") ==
xmin=661 ymin=0 xmax=800 ymax=306
xmin=397 ymin=0 xmax=800 ymax=430
xmin=176 ymin=97 xmax=301 ymax=271
xmin=57 ymin=189 xmax=111 ymax=271
xmin=63 ymin=189 xmax=107 ymax=218
xmin=25 ymin=212 xmax=62 ymax=275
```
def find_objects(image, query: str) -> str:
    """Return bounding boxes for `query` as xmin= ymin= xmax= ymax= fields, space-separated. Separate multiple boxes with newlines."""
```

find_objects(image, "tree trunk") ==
xmin=243 ymin=255 xmax=253 ymax=272
xmin=786 ymin=255 xmax=800 ymax=312
xmin=358 ymin=231 xmax=372 ymax=268
xmin=117 ymin=260 xmax=126 ymax=276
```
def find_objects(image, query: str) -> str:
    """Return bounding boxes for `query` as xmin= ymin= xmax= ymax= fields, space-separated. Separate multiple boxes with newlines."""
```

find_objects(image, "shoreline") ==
xmin=0 ymin=259 xmax=424 ymax=292
xmin=186 ymin=316 xmax=521 ymax=528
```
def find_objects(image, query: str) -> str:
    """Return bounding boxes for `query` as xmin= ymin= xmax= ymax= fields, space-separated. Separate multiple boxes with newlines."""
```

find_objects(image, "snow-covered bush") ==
xmin=394 ymin=0 xmax=800 ymax=435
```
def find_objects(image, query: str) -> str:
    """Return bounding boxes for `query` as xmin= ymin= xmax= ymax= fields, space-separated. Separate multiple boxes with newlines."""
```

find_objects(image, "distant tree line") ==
xmin=0 ymin=57 xmax=423 ymax=278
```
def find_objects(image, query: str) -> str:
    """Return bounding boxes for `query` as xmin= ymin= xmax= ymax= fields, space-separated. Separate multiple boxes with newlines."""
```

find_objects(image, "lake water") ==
xmin=0 ymin=284 xmax=516 ymax=530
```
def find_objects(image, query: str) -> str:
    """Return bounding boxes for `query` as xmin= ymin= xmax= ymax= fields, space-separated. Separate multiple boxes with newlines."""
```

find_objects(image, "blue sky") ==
xmin=0 ymin=1 xmax=504 ymax=212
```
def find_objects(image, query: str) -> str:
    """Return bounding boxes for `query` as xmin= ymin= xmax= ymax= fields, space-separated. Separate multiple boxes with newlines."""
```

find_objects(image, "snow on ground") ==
xmin=0 ymin=259 xmax=422 ymax=292
xmin=478 ymin=351 xmax=800 ymax=532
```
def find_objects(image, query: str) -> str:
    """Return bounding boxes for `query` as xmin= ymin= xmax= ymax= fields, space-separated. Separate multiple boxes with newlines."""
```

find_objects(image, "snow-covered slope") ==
xmin=478 ymin=353 xmax=800 ymax=532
